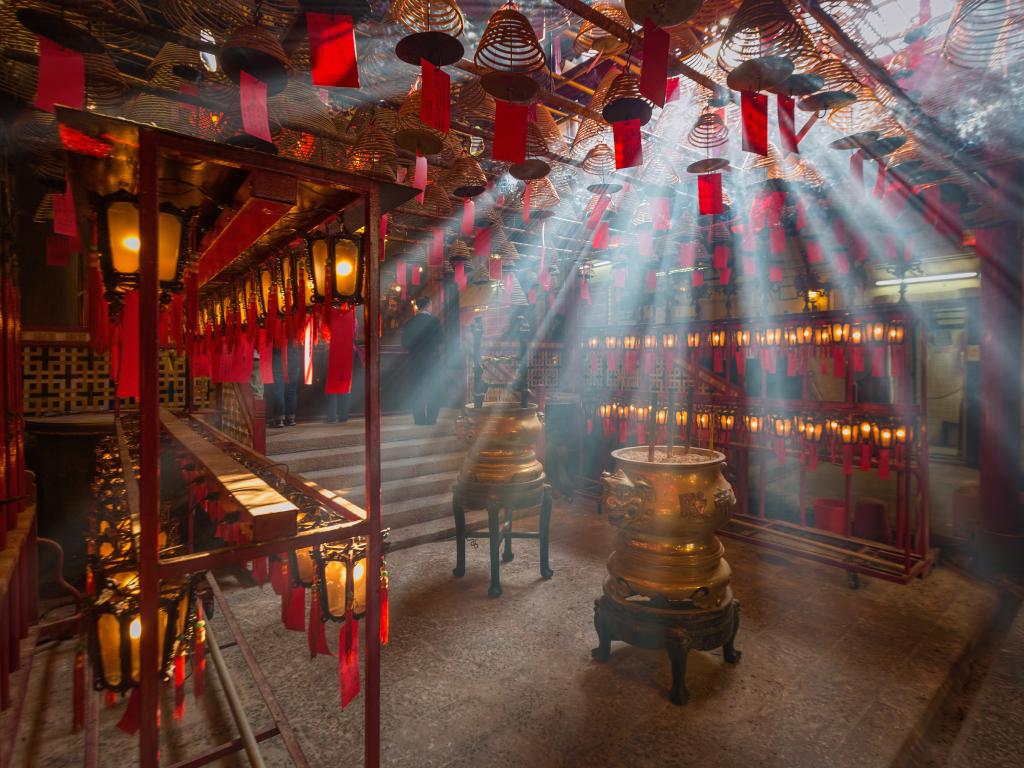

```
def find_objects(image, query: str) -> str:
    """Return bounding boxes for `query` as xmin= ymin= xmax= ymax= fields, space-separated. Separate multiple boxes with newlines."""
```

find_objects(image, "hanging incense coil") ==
xmin=526 ymin=3 xmax=574 ymax=38
xmin=475 ymin=5 xmax=547 ymax=73
xmin=813 ymin=56 xmax=864 ymax=92
xmin=717 ymin=0 xmax=815 ymax=71
xmin=632 ymin=199 xmax=653 ymax=227
xmin=346 ymin=125 xmax=399 ymax=181
xmin=641 ymin=152 xmax=679 ymax=188
xmin=127 ymin=94 xmax=199 ymax=135
xmin=446 ymin=154 xmax=488 ymax=197
xmin=395 ymin=90 xmax=446 ymax=155
xmin=9 ymin=109 xmax=59 ymax=155
xmin=943 ymin=0 xmax=1024 ymax=70
xmin=688 ymin=106 xmax=729 ymax=149
xmin=581 ymin=143 xmax=616 ymax=175
xmin=392 ymin=0 xmax=465 ymax=35
xmin=421 ymin=182 xmax=454 ymax=218
xmin=449 ymin=238 xmax=472 ymax=264
xmin=453 ymin=78 xmax=496 ymax=122
xmin=526 ymin=177 xmax=560 ymax=214
xmin=573 ymin=5 xmax=632 ymax=57
xmin=570 ymin=66 xmax=619 ymax=153
xmin=147 ymin=42 xmax=205 ymax=80
xmin=33 ymin=193 xmax=54 ymax=224
xmin=438 ymin=132 xmax=467 ymax=166
xmin=268 ymin=80 xmax=337 ymax=138
xmin=533 ymin=104 xmax=568 ymax=154
xmin=160 ymin=0 xmax=296 ymax=39
xmin=602 ymin=71 xmax=653 ymax=125
xmin=667 ymin=24 xmax=704 ymax=60
xmin=220 ymin=24 xmax=292 ymax=95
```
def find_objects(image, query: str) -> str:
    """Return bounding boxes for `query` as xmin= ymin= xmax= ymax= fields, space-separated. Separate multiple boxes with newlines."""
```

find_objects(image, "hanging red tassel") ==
xmin=104 ymin=691 xmax=118 ymax=708
xmin=339 ymin=611 xmax=361 ymax=708
xmin=380 ymin=568 xmax=390 ymax=646
xmin=240 ymin=71 xmax=272 ymax=142
xmin=592 ymin=220 xmax=609 ymax=249
xmin=414 ymin=153 xmax=428 ymax=204
xmin=193 ymin=619 xmax=206 ymax=699
xmin=697 ymin=174 xmax=723 ymax=215
xmin=429 ymin=227 xmax=444 ymax=267
xmin=461 ymin=198 xmax=475 ymax=236
xmin=878 ymin=448 xmax=891 ymax=480
xmin=419 ymin=59 xmax=450 ymax=133
xmin=35 ymin=36 xmax=85 ymax=114
xmin=873 ymin=161 xmax=887 ymax=198
xmin=306 ymin=12 xmax=360 ymax=88
xmin=778 ymin=94 xmax=799 ymax=155
xmin=522 ymin=181 xmax=531 ymax=224
xmin=493 ymin=99 xmax=528 ymax=163
xmin=115 ymin=290 xmax=141 ymax=399
xmin=252 ymin=556 xmax=269 ymax=586
xmin=326 ymin=309 xmax=356 ymax=394
xmin=612 ymin=119 xmax=643 ymax=169
xmin=741 ymin=91 xmax=768 ymax=155
xmin=454 ymin=261 xmax=467 ymax=290
xmin=284 ymin=585 xmax=306 ymax=632
xmin=586 ymin=195 xmax=611 ymax=229
xmin=174 ymin=652 xmax=186 ymax=720
xmin=652 ymin=196 xmax=671 ymax=231
xmin=73 ymin=649 xmax=85 ymax=731
xmin=842 ymin=444 xmax=854 ymax=476
xmin=691 ymin=269 xmax=703 ymax=287
xmin=116 ymin=688 xmax=141 ymax=735
xmin=860 ymin=443 xmax=872 ymax=472
xmin=808 ymin=444 xmax=818 ymax=470
xmin=639 ymin=19 xmax=670 ymax=106
xmin=307 ymin=589 xmax=333 ymax=659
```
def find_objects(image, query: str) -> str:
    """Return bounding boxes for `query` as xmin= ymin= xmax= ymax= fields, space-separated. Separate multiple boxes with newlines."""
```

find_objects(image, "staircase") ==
xmin=266 ymin=410 xmax=463 ymax=531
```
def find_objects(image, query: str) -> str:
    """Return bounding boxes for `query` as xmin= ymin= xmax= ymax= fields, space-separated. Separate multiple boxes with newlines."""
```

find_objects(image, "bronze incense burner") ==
xmin=592 ymin=445 xmax=741 ymax=704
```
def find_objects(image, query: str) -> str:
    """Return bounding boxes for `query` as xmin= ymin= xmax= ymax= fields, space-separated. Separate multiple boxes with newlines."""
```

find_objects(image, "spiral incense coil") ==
xmin=602 ymin=71 xmax=653 ymax=124
xmin=475 ymin=5 xmax=547 ymax=73
xmin=438 ymin=132 xmax=467 ymax=166
xmin=9 ymin=109 xmax=60 ymax=155
xmin=345 ymin=125 xmax=399 ymax=182
xmin=813 ymin=56 xmax=863 ymax=92
xmin=393 ymin=0 xmax=465 ymax=36
xmin=688 ymin=107 xmax=729 ymax=149
xmin=641 ymin=152 xmax=679 ymax=188
xmin=716 ymin=0 xmax=815 ymax=71
xmin=667 ymin=24 xmax=703 ymax=60
xmin=33 ymin=193 xmax=54 ymax=224
xmin=526 ymin=2 xmax=573 ymax=37
xmin=395 ymin=89 xmax=446 ymax=155
xmin=570 ymin=67 xmax=619 ymax=152
xmin=581 ymin=143 xmax=616 ymax=175
xmin=160 ymin=0 xmax=297 ymax=39
xmin=147 ymin=42 xmax=205 ymax=79
xmin=526 ymin=176 xmax=560 ymax=213
xmin=943 ymin=0 xmax=1024 ymax=70
xmin=450 ymin=238 xmax=472 ymax=262
xmin=533 ymin=104 xmax=568 ymax=154
xmin=220 ymin=24 xmax=292 ymax=94
xmin=446 ymin=154 xmax=488 ymax=198
xmin=127 ymin=94 xmax=199 ymax=135
xmin=268 ymin=80 xmax=337 ymax=137
xmin=453 ymin=78 xmax=497 ymax=122
xmin=631 ymin=199 xmax=652 ymax=227
xmin=573 ymin=4 xmax=632 ymax=57
xmin=421 ymin=182 xmax=454 ymax=218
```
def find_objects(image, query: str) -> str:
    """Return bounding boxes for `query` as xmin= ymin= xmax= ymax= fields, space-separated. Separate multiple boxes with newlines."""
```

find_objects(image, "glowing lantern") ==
xmin=88 ymin=571 xmax=194 ymax=693
xmin=848 ymin=325 xmax=863 ymax=346
xmin=744 ymin=414 xmax=764 ymax=434
xmin=831 ymin=322 xmax=848 ymax=344
xmin=604 ymin=335 xmax=619 ymax=350
xmin=695 ymin=411 xmax=711 ymax=430
xmin=887 ymin=321 xmax=905 ymax=344
xmin=814 ymin=326 xmax=832 ymax=346
xmin=733 ymin=329 xmax=750 ymax=347
xmin=587 ymin=335 xmax=601 ymax=350
xmin=718 ymin=411 xmax=735 ymax=431
xmin=868 ymin=322 xmax=885 ymax=343
xmin=675 ymin=410 xmax=688 ymax=427
xmin=257 ymin=256 xmax=289 ymax=319
xmin=772 ymin=416 xmax=792 ymax=438
xmin=709 ymin=330 xmax=726 ymax=348
xmin=306 ymin=232 xmax=364 ymax=305
xmin=686 ymin=331 xmax=702 ymax=348
xmin=656 ymin=408 xmax=668 ymax=426
xmin=314 ymin=539 xmax=369 ymax=621
xmin=622 ymin=334 xmax=640 ymax=351
xmin=643 ymin=334 xmax=658 ymax=351
xmin=598 ymin=403 xmax=613 ymax=419
xmin=661 ymin=332 xmax=677 ymax=350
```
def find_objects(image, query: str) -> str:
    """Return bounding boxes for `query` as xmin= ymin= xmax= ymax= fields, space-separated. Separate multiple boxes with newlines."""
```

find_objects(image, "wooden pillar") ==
xmin=975 ymin=221 xmax=1024 ymax=566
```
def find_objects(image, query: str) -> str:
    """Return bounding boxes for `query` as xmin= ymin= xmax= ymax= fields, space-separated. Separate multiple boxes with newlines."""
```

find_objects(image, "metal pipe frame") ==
xmin=120 ymin=121 xmax=390 ymax=768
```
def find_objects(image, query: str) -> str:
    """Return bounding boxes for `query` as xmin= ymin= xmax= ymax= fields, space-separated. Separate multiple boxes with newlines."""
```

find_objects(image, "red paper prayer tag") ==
xmin=420 ymin=59 xmax=450 ymax=133
xmin=35 ymin=36 xmax=84 ymax=113
xmin=46 ymin=235 xmax=72 ymax=266
xmin=461 ymin=198 xmax=474 ymax=236
xmin=489 ymin=255 xmax=502 ymax=280
xmin=306 ymin=12 xmax=360 ymax=88
xmin=239 ymin=72 xmax=272 ymax=142
xmin=778 ymin=94 xmax=799 ymax=155
xmin=473 ymin=226 xmax=492 ymax=260
xmin=665 ymin=77 xmax=681 ymax=103
xmin=414 ymin=153 xmax=427 ymax=203
xmin=494 ymin=100 xmax=528 ymax=163
xmin=679 ymin=242 xmax=696 ymax=268
xmin=639 ymin=19 xmax=670 ymax=107
xmin=612 ymin=119 xmax=643 ymax=169
xmin=53 ymin=178 xmax=77 ymax=237
xmin=697 ymin=173 xmax=723 ymax=215
xmin=741 ymin=91 xmax=768 ymax=156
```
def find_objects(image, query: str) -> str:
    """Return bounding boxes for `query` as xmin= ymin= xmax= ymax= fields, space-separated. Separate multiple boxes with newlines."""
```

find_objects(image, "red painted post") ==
xmin=137 ymin=130 xmax=162 ymax=767
xmin=975 ymin=221 xmax=1023 ymax=567
xmin=363 ymin=183 xmax=383 ymax=768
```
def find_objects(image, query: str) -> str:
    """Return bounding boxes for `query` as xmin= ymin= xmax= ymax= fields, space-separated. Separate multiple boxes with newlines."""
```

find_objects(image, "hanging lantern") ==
xmin=656 ymin=408 xmax=669 ymax=426
xmin=622 ymin=334 xmax=640 ymax=351
xmin=88 ymin=570 xmax=194 ymax=693
xmin=587 ymin=335 xmax=601 ymax=350
xmin=94 ymin=191 xmax=190 ymax=303
xmin=814 ymin=326 xmax=832 ymax=346
xmin=709 ymin=330 xmax=727 ymax=348
xmin=734 ymin=329 xmax=751 ymax=347
xmin=868 ymin=322 xmax=885 ymax=343
xmin=257 ymin=257 xmax=288 ymax=319
xmin=772 ymin=415 xmax=792 ymax=438
xmin=675 ymin=409 xmax=689 ymax=428
xmin=605 ymin=334 xmax=619 ymax=350
xmin=831 ymin=322 xmax=848 ymax=344
xmin=662 ymin=332 xmax=677 ymax=350
xmin=305 ymin=230 xmax=365 ymax=305
xmin=839 ymin=423 xmax=855 ymax=444
xmin=744 ymin=414 xmax=764 ymax=434
xmin=859 ymin=419 xmax=873 ymax=443
xmin=598 ymin=403 xmax=613 ymax=419
xmin=797 ymin=325 xmax=813 ymax=345
xmin=686 ymin=331 xmax=702 ymax=348
xmin=848 ymin=324 xmax=864 ymax=345
xmin=887 ymin=321 xmax=905 ymax=343
xmin=804 ymin=418 xmax=824 ymax=442
xmin=314 ymin=539 xmax=369 ymax=621
xmin=643 ymin=334 xmax=658 ymax=352
xmin=718 ymin=411 xmax=736 ymax=431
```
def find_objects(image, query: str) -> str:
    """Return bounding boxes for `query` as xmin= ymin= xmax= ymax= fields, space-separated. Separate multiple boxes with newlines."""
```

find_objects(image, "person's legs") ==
xmin=424 ymin=361 xmax=441 ymax=425
xmin=269 ymin=348 xmax=285 ymax=427
xmin=336 ymin=392 xmax=351 ymax=422
xmin=325 ymin=394 xmax=338 ymax=423
xmin=284 ymin=343 xmax=301 ymax=425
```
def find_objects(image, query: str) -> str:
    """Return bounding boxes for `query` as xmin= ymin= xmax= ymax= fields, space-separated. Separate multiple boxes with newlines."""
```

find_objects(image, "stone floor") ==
xmin=13 ymin=497 xmax=1003 ymax=768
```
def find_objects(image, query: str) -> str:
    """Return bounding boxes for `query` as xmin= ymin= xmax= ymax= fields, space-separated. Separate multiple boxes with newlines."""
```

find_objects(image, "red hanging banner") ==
xmin=651 ymin=196 xmax=671 ymax=231
xmin=473 ymin=226 xmax=492 ymax=260
xmin=116 ymin=290 xmax=140 ymax=399
xmin=586 ymin=194 xmax=611 ymax=229
xmin=697 ymin=173 xmax=723 ymax=215
xmin=53 ymin=178 xmax=78 ymax=237
xmin=326 ymin=309 xmax=356 ymax=394
xmin=639 ymin=18 xmax=670 ymax=107
xmin=665 ymin=77 xmax=681 ymax=103
xmin=35 ymin=36 xmax=84 ymax=114
xmin=850 ymin=150 xmax=865 ymax=188
xmin=461 ymin=198 xmax=475 ymax=236
xmin=592 ymin=220 xmax=609 ymax=249
xmin=240 ymin=72 xmax=272 ymax=142
xmin=429 ymin=228 xmax=444 ymax=267
xmin=339 ymin=614 xmax=360 ymax=708
xmin=420 ymin=59 xmax=450 ymax=133
xmin=306 ymin=12 xmax=360 ymax=88
xmin=778 ymin=95 xmax=799 ymax=155
xmin=741 ymin=91 xmax=768 ymax=156
xmin=493 ymin=99 xmax=528 ymax=163
xmin=489 ymin=253 xmax=502 ymax=280
xmin=413 ymin=153 xmax=427 ymax=204
xmin=454 ymin=261 xmax=466 ymax=289
xmin=612 ymin=119 xmax=643 ymax=168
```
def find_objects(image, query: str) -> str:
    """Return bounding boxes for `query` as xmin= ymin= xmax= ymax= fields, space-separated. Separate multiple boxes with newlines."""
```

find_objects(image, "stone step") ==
xmin=274 ymin=435 xmax=464 ymax=474
xmin=382 ymin=491 xmax=454 ymax=530
xmin=327 ymin=469 xmax=458 ymax=507
xmin=304 ymin=451 xmax=464 ymax=487
xmin=267 ymin=418 xmax=455 ymax=454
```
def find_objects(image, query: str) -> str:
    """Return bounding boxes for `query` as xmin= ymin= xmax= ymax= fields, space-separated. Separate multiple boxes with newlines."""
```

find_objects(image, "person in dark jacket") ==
xmin=400 ymin=295 xmax=443 ymax=425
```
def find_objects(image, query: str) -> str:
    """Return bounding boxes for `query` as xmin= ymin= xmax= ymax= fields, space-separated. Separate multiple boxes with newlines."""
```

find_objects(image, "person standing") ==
xmin=269 ymin=340 xmax=302 ymax=427
xmin=400 ymin=295 xmax=443 ymax=425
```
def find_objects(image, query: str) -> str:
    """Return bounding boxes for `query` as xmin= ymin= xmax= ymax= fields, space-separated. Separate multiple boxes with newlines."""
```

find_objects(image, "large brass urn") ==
xmin=593 ymin=445 xmax=741 ymax=705
xmin=456 ymin=401 xmax=545 ymax=502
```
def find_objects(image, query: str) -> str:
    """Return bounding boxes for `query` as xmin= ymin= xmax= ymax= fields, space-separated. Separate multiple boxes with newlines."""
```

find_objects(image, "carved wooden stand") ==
xmin=452 ymin=482 xmax=554 ymax=597
xmin=591 ymin=594 xmax=741 ymax=705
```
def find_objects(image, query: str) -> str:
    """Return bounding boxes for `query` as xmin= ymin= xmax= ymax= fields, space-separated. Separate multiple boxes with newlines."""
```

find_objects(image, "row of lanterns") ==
xmin=592 ymin=403 xmax=913 ymax=479
xmin=583 ymin=319 xmax=907 ymax=354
